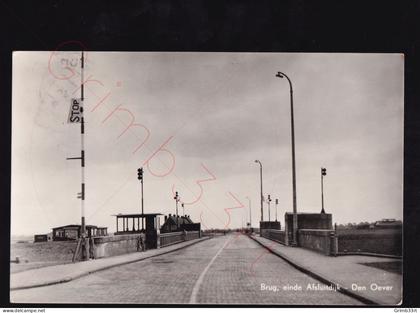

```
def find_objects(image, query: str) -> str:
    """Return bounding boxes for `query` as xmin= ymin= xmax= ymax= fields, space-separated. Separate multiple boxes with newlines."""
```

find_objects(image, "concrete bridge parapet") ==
xmin=297 ymin=229 xmax=337 ymax=256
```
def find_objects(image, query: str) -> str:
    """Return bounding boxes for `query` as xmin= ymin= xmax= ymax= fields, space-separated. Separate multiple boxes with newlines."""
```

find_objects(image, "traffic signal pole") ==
xmin=174 ymin=191 xmax=179 ymax=228
xmin=176 ymin=194 xmax=179 ymax=216
xmin=321 ymin=167 xmax=326 ymax=214
xmin=141 ymin=172 xmax=144 ymax=230
xmin=137 ymin=168 xmax=144 ymax=230
xmin=321 ymin=171 xmax=324 ymax=213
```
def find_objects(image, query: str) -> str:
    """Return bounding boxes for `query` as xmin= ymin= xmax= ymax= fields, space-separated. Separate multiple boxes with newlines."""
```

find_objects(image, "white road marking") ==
xmin=189 ymin=236 xmax=231 ymax=304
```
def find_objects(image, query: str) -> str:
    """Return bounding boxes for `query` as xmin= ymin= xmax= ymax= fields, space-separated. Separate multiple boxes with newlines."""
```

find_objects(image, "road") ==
xmin=11 ymin=234 xmax=362 ymax=304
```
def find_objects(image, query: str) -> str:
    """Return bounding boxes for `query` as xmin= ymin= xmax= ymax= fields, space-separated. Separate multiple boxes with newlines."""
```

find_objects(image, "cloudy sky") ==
xmin=12 ymin=52 xmax=403 ymax=235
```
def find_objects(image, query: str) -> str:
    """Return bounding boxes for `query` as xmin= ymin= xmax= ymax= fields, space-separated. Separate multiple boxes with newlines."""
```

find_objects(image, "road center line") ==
xmin=189 ymin=236 xmax=231 ymax=304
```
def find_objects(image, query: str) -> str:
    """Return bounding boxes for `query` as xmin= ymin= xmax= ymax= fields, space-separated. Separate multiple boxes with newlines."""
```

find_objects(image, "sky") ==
xmin=11 ymin=52 xmax=404 ymax=236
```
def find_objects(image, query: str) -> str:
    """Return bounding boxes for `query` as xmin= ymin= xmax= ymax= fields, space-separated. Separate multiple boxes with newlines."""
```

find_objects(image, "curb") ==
xmin=11 ymin=236 xmax=211 ymax=291
xmin=337 ymin=252 xmax=402 ymax=259
xmin=248 ymin=235 xmax=379 ymax=305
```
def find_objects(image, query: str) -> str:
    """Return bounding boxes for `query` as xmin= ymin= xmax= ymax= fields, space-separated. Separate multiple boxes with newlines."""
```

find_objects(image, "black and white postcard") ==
xmin=10 ymin=51 xmax=403 ymax=305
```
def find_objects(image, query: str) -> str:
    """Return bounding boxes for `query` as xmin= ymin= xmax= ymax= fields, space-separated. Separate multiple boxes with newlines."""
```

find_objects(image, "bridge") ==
xmin=10 ymin=232 xmax=401 ymax=305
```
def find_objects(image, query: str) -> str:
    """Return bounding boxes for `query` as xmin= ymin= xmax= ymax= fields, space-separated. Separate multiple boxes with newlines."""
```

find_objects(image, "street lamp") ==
xmin=254 ymin=160 xmax=264 ymax=222
xmin=276 ymin=71 xmax=298 ymax=246
xmin=246 ymin=196 xmax=252 ymax=229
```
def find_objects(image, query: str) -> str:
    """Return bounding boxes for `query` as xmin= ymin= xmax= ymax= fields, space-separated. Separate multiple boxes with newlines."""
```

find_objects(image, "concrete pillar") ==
xmin=284 ymin=219 xmax=289 ymax=246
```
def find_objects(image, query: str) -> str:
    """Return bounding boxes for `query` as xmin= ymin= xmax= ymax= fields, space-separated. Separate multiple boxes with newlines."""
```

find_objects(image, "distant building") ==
xmin=33 ymin=232 xmax=53 ymax=243
xmin=34 ymin=234 xmax=48 ymax=242
xmin=374 ymin=219 xmax=402 ymax=229
xmin=160 ymin=214 xmax=200 ymax=233
xmin=52 ymin=224 xmax=108 ymax=241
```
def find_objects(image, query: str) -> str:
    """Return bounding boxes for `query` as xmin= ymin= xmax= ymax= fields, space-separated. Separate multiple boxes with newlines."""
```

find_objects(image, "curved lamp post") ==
xmin=276 ymin=71 xmax=298 ymax=246
xmin=254 ymin=160 xmax=263 ymax=222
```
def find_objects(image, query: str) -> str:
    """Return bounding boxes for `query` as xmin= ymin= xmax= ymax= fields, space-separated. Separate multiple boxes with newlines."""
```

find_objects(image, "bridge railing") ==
xmin=261 ymin=226 xmax=401 ymax=257
xmin=261 ymin=229 xmax=286 ymax=245
xmin=159 ymin=231 xmax=200 ymax=248
xmin=297 ymin=229 xmax=337 ymax=256
xmin=185 ymin=231 xmax=200 ymax=241
xmin=93 ymin=234 xmax=143 ymax=259
xmin=336 ymin=228 xmax=402 ymax=256
xmin=260 ymin=228 xmax=337 ymax=255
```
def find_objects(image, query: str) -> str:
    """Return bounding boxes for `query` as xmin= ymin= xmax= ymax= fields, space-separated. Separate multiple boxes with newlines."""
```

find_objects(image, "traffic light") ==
xmin=137 ymin=168 xmax=143 ymax=180
xmin=321 ymin=167 xmax=327 ymax=176
xmin=268 ymin=194 xmax=272 ymax=202
xmin=275 ymin=199 xmax=278 ymax=205
xmin=174 ymin=191 xmax=179 ymax=200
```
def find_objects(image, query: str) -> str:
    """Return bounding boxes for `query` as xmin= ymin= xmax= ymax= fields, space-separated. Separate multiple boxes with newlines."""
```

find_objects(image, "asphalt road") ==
xmin=11 ymin=233 xmax=362 ymax=304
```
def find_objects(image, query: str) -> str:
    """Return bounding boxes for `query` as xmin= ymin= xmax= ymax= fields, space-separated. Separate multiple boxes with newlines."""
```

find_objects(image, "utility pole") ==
xmin=80 ymin=51 xmax=88 ymax=260
xmin=182 ymin=202 xmax=185 ymax=216
xmin=321 ymin=167 xmax=327 ymax=213
xmin=137 ymin=168 xmax=144 ymax=229
xmin=67 ymin=51 xmax=89 ymax=260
